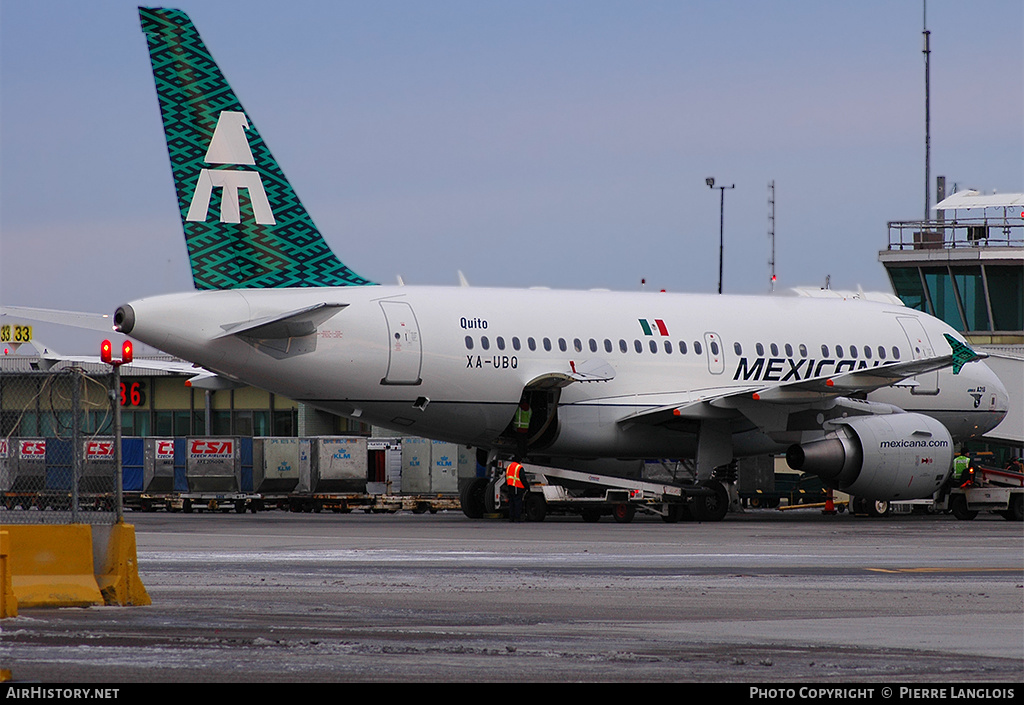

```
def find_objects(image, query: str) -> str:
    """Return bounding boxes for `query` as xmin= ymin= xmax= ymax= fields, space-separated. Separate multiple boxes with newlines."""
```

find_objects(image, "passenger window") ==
xmin=892 ymin=346 xmax=901 ymax=360
xmin=849 ymin=345 xmax=857 ymax=359
xmin=799 ymin=344 xmax=807 ymax=357
xmin=734 ymin=342 xmax=742 ymax=355
xmin=664 ymin=340 xmax=673 ymax=354
xmin=512 ymin=337 xmax=521 ymax=351
xmin=785 ymin=343 xmax=793 ymax=357
xmin=821 ymin=344 xmax=829 ymax=357
xmin=543 ymin=337 xmax=552 ymax=352
xmin=465 ymin=336 xmax=474 ymax=350
xmin=528 ymin=337 xmax=536 ymax=351
xmin=604 ymin=339 xmax=613 ymax=353
xmin=770 ymin=343 xmax=779 ymax=356
xmin=497 ymin=336 xmax=505 ymax=351
xmin=558 ymin=338 xmax=567 ymax=352
xmin=649 ymin=339 xmax=658 ymax=354
xmin=634 ymin=340 xmax=643 ymax=353
xmin=678 ymin=341 xmax=687 ymax=354
xmin=864 ymin=345 xmax=871 ymax=359
xmin=694 ymin=341 xmax=702 ymax=355
xmin=710 ymin=341 xmax=720 ymax=355
xmin=619 ymin=339 xmax=628 ymax=353
xmin=573 ymin=338 xmax=582 ymax=353
xmin=878 ymin=346 xmax=886 ymax=359
xmin=756 ymin=343 xmax=765 ymax=356
xmin=589 ymin=338 xmax=598 ymax=353
xmin=835 ymin=345 xmax=843 ymax=358
xmin=481 ymin=336 xmax=490 ymax=350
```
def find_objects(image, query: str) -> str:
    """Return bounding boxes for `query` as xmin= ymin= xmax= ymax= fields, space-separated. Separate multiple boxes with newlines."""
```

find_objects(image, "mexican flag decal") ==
xmin=638 ymin=319 xmax=669 ymax=336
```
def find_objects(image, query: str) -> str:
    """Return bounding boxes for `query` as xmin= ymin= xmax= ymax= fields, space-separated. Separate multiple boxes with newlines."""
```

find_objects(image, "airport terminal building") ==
xmin=0 ymin=354 xmax=369 ymax=441
xmin=879 ymin=188 xmax=1023 ymax=449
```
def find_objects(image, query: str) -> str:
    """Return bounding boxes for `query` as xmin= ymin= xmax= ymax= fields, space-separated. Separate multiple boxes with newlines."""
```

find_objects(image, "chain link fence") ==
xmin=1 ymin=367 xmax=122 ymax=524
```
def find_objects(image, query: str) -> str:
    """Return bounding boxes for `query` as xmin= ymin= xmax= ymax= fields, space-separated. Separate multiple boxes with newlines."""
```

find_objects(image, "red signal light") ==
xmin=121 ymin=340 xmax=133 ymax=365
xmin=100 ymin=339 xmax=113 ymax=364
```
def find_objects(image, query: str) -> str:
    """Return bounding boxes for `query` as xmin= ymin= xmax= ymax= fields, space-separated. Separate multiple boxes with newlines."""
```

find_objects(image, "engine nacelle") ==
xmin=786 ymin=413 xmax=953 ymax=500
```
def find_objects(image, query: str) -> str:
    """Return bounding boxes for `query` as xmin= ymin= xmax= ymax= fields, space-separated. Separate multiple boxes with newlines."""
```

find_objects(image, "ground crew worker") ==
xmin=505 ymin=461 xmax=529 ymax=522
xmin=514 ymin=401 xmax=532 ymax=433
xmin=513 ymin=400 xmax=532 ymax=455
xmin=952 ymin=450 xmax=971 ymax=487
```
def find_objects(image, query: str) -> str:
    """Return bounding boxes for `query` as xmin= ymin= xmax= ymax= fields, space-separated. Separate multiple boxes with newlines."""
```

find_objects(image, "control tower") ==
xmin=879 ymin=186 xmax=1023 ymax=447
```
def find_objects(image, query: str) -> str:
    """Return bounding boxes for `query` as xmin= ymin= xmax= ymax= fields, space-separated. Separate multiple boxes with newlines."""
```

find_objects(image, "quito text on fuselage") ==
xmin=116 ymin=8 xmax=1009 ymax=509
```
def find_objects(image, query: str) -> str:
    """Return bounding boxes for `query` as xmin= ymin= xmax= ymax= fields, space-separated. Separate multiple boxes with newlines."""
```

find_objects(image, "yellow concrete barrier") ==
xmin=94 ymin=523 xmax=151 ymax=606
xmin=1 ymin=523 xmax=149 ymax=610
xmin=1 ymin=530 xmax=16 ymax=618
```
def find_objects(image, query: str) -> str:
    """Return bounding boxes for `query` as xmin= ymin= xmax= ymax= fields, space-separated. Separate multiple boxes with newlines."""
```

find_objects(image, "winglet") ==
xmin=943 ymin=333 xmax=983 ymax=375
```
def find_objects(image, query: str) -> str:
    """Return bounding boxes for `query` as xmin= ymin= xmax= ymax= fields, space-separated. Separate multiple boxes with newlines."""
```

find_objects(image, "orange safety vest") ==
xmin=505 ymin=462 xmax=525 ymax=489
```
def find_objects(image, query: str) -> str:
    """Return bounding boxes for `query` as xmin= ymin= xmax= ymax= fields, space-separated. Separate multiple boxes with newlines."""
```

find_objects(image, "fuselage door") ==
xmin=897 ymin=316 xmax=938 ymax=394
xmin=704 ymin=331 xmax=725 ymax=375
xmin=380 ymin=300 xmax=422 ymax=385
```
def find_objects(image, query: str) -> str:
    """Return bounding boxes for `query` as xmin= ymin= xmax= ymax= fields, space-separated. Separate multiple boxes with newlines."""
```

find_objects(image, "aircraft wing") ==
xmin=14 ymin=340 xmax=201 ymax=375
xmin=623 ymin=334 xmax=985 ymax=426
xmin=1 ymin=305 xmax=116 ymax=332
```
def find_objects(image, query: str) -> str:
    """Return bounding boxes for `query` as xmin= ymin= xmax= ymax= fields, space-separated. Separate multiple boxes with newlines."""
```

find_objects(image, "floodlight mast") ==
xmin=707 ymin=178 xmax=734 ymax=294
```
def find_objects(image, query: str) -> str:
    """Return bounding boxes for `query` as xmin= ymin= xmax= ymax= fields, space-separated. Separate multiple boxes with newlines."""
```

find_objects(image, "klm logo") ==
xmin=186 ymin=111 xmax=276 ymax=225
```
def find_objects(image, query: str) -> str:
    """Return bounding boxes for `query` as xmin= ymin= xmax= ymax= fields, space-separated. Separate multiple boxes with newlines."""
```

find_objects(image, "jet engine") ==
xmin=786 ymin=413 xmax=953 ymax=500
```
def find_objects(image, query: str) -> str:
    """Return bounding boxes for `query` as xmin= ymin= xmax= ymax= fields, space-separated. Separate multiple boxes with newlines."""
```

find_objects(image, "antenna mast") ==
xmin=923 ymin=0 xmax=931 ymax=221
xmin=768 ymin=180 xmax=776 ymax=292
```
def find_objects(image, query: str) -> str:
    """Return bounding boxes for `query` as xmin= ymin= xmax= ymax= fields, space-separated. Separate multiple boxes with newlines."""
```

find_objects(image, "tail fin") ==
xmin=139 ymin=7 xmax=374 ymax=290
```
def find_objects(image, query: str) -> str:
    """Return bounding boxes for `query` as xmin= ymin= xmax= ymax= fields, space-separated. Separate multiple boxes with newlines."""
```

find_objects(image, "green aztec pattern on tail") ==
xmin=943 ymin=333 xmax=981 ymax=375
xmin=139 ymin=7 xmax=374 ymax=289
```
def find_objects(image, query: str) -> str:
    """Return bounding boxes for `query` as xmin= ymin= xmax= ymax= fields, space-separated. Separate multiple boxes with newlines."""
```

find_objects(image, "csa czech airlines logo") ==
xmin=154 ymin=440 xmax=175 ymax=460
xmin=189 ymin=439 xmax=235 ymax=459
xmin=86 ymin=441 xmax=115 ymax=458
xmin=186 ymin=111 xmax=277 ymax=225
xmin=19 ymin=440 xmax=46 ymax=457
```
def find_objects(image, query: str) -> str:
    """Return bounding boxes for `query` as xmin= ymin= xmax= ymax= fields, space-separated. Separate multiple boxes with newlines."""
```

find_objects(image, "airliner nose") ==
xmin=114 ymin=304 xmax=135 ymax=334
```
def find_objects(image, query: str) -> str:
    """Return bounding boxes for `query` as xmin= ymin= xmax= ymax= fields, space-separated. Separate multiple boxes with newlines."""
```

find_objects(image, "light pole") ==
xmin=706 ymin=177 xmax=734 ymax=294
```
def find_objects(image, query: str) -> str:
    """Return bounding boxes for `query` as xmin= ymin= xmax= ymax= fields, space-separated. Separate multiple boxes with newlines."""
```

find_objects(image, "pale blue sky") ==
xmin=1 ymin=0 xmax=1021 ymax=352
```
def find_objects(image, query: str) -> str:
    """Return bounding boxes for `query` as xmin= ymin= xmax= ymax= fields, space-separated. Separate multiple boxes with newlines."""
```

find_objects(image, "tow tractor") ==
xmin=462 ymin=460 xmax=731 ymax=523
xmin=934 ymin=459 xmax=1024 ymax=521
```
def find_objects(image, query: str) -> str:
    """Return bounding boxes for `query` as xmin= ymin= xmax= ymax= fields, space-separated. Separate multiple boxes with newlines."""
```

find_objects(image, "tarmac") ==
xmin=1 ymin=507 xmax=1022 ymax=683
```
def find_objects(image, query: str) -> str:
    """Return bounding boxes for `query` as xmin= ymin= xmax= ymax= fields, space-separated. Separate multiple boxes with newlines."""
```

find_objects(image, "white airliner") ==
xmin=101 ymin=9 xmax=1011 ymax=515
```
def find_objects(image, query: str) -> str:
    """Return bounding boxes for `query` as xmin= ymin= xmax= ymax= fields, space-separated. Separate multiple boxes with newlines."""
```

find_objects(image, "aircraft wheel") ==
xmin=460 ymin=478 xmax=488 ymax=519
xmin=868 ymin=500 xmax=890 ymax=517
xmin=691 ymin=480 xmax=729 ymax=522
